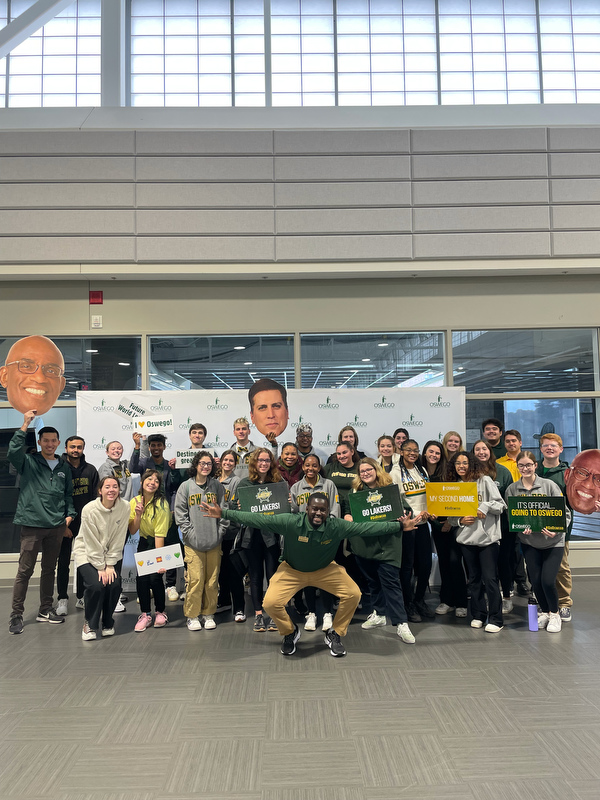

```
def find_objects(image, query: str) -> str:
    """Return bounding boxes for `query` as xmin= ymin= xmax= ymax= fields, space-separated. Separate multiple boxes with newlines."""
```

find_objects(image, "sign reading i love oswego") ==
xmin=131 ymin=415 xmax=174 ymax=433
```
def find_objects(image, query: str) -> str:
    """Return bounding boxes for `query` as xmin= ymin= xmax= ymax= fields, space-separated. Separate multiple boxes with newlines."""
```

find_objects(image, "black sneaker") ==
xmin=324 ymin=629 xmax=346 ymax=657
xmin=253 ymin=613 xmax=266 ymax=632
xmin=414 ymin=599 xmax=435 ymax=619
xmin=281 ymin=624 xmax=300 ymax=656
xmin=406 ymin=604 xmax=422 ymax=623
xmin=9 ymin=614 xmax=23 ymax=635
xmin=516 ymin=582 xmax=531 ymax=597
xmin=36 ymin=609 xmax=65 ymax=624
xmin=267 ymin=616 xmax=278 ymax=632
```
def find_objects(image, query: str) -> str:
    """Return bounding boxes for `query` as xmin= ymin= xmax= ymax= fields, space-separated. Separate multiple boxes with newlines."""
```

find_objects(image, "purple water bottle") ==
xmin=528 ymin=597 xmax=538 ymax=631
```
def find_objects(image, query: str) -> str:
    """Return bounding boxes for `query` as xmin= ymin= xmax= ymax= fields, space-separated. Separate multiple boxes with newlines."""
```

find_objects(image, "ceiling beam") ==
xmin=0 ymin=0 xmax=75 ymax=60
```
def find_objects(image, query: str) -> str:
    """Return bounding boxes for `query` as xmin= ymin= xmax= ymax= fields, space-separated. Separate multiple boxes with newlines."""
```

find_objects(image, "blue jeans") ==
xmin=355 ymin=556 xmax=407 ymax=625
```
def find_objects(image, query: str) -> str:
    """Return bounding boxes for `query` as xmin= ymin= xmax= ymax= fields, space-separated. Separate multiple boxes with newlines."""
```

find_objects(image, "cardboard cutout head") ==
xmin=248 ymin=378 xmax=289 ymax=439
xmin=0 ymin=335 xmax=66 ymax=415
xmin=565 ymin=449 xmax=600 ymax=515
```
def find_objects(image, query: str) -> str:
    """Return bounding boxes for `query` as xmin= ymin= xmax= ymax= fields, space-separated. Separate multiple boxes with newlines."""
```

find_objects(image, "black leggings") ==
xmin=245 ymin=530 xmax=280 ymax=613
xmin=136 ymin=538 xmax=165 ymax=614
xmin=400 ymin=523 xmax=432 ymax=605
xmin=218 ymin=538 xmax=246 ymax=613
xmin=78 ymin=561 xmax=122 ymax=631
xmin=522 ymin=544 xmax=563 ymax=614
xmin=432 ymin=524 xmax=467 ymax=608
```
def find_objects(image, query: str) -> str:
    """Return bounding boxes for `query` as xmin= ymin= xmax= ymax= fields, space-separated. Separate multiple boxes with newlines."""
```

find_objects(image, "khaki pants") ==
xmin=183 ymin=544 xmax=221 ymax=619
xmin=556 ymin=540 xmax=572 ymax=608
xmin=263 ymin=561 xmax=361 ymax=637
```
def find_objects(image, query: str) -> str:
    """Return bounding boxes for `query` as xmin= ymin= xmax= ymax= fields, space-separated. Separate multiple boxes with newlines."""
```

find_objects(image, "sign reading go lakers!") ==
xmin=237 ymin=482 xmax=291 ymax=515
xmin=426 ymin=483 xmax=478 ymax=517
xmin=348 ymin=484 xmax=404 ymax=522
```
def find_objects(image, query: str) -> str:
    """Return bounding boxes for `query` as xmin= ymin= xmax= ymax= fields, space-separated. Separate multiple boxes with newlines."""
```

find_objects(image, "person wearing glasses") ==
xmin=397 ymin=439 xmax=433 ymax=623
xmin=505 ymin=451 xmax=566 ymax=633
xmin=537 ymin=433 xmax=573 ymax=623
xmin=0 ymin=335 xmax=66 ymax=415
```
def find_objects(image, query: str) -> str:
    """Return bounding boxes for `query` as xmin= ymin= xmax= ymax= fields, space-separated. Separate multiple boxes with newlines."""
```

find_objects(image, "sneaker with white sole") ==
xmin=324 ymin=629 xmax=346 ymax=657
xmin=470 ymin=619 xmax=483 ymax=629
xmin=455 ymin=607 xmax=468 ymax=618
xmin=537 ymin=613 xmax=550 ymax=629
xmin=397 ymin=623 xmax=415 ymax=644
xmin=134 ymin=613 xmax=152 ymax=632
xmin=101 ymin=627 xmax=115 ymax=637
xmin=322 ymin=612 xmax=333 ymax=632
xmin=56 ymin=599 xmax=68 ymax=616
xmin=304 ymin=612 xmax=317 ymax=631
xmin=36 ymin=610 xmax=64 ymax=624
xmin=187 ymin=617 xmax=202 ymax=631
xmin=154 ymin=611 xmax=168 ymax=628
xmin=114 ymin=600 xmax=126 ymax=613
xmin=435 ymin=603 xmax=455 ymax=615
xmin=166 ymin=587 xmax=179 ymax=602
xmin=204 ymin=615 xmax=216 ymax=630
xmin=484 ymin=623 xmax=503 ymax=633
xmin=82 ymin=621 xmax=96 ymax=641
xmin=559 ymin=607 xmax=572 ymax=622
xmin=75 ymin=598 xmax=85 ymax=610
xmin=281 ymin=624 xmax=300 ymax=656
xmin=502 ymin=598 xmax=514 ymax=614
xmin=361 ymin=611 xmax=386 ymax=629
xmin=547 ymin=612 xmax=562 ymax=633
xmin=234 ymin=610 xmax=247 ymax=623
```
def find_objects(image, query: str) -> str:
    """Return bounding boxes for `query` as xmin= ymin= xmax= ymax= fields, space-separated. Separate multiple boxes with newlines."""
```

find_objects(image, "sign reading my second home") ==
xmin=348 ymin=484 xmax=403 ymax=523
xmin=426 ymin=482 xmax=479 ymax=517
xmin=237 ymin=482 xmax=291 ymax=515
xmin=507 ymin=496 xmax=566 ymax=533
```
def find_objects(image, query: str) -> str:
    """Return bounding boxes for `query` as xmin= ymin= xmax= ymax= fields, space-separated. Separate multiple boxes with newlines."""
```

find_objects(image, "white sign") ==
xmin=115 ymin=397 xmax=151 ymax=421
xmin=175 ymin=449 xmax=197 ymax=469
xmin=135 ymin=543 xmax=183 ymax=576
xmin=131 ymin=415 xmax=174 ymax=433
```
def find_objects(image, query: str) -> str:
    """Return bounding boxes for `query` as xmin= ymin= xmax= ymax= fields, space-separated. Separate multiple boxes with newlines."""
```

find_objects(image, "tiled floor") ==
xmin=1 ymin=578 xmax=599 ymax=800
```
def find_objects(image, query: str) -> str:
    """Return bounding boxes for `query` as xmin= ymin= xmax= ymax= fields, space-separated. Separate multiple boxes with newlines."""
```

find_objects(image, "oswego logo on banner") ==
xmin=319 ymin=432 xmax=338 ymax=447
xmin=430 ymin=394 xmax=451 ymax=408
xmin=346 ymin=414 xmax=368 ymax=427
xmin=319 ymin=396 xmax=339 ymax=410
xmin=150 ymin=397 xmax=172 ymax=412
xmin=206 ymin=396 xmax=229 ymax=411
xmin=204 ymin=434 xmax=228 ymax=449
xmin=373 ymin=394 xmax=395 ymax=409
xmin=179 ymin=416 xmax=193 ymax=429
xmin=292 ymin=415 xmax=312 ymax=429
xmin=402 ymin=413 xmax=424 ymax=427
xmin=92 ymin=436 xmax=108 ymax=450
xmin=93 ymin=398 xmax=115 ymax=412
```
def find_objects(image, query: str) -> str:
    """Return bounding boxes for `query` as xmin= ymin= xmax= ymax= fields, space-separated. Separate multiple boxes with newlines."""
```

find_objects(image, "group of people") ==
xmin=6 ymin=407 xmax=589 ymax=658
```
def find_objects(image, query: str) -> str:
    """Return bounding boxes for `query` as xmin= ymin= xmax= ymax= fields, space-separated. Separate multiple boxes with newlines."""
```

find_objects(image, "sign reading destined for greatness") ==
xmin=237 ymin=482 xmax=291 ymax=515
xmin=507 ymin=496 xmax=566 ymax=533
xmin=426 ymin=482 xmax=479 ymax=517
xmin=348 ymin=484 xmax=404 ymax=523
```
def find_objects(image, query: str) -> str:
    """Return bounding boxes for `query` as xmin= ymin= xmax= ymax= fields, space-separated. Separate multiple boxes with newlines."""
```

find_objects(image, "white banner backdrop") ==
xmin=77 ymin=387 xmax=465 ymax=468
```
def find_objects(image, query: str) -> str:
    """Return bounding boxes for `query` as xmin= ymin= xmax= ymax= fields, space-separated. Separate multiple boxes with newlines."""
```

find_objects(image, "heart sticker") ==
xmin=138 ymin=421 xmax=145 ymax=428
xmin=174 ymin=552 xmax=181 ymax=558
xmin=137 ymin=560 xmax=144 ymax=566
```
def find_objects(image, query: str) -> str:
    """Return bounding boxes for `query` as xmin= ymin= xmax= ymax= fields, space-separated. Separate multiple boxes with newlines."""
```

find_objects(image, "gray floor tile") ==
xmin=0 ymin=742 xmax=79 ymax=796
xmin=534 ymin=727 xmax=600 ymax=781
xmin=468 ymin=778 xmax=574 ymax=800
xmin=262 ymin=790 xmax=366 ymax=800
xmin=266 ymin=698 xmax=350 ymax=740
xmin=4 ymin=707 xmax=110 ymax=743
xmin=497 ymin=695 xmax=600 ymax=730
xmin=425 ymin=695 xmax=521 ymax=736
xmin=94 ymin=702 xmax=186 ymax=745
xmin=266 ymin=671 xmax=345 ymax=699
xmin=340 ymin=667 xmax=414 ymax=700
xmin=346 ymin=699 xmax=437 ymax=736
xmin=166 ymin=740 xmax=262 ymax=793
xmin=179 ymin=702 xmax=267 ymax=739
xmin=364 ymin=786 xmax=475 ymax=800
xmin=261 ymin=741 xmax=363 ymax=788
xmin=196 ymin=670 xmax=267 ymax=703
xmin=482 ymin=663 xmax=569 ymax=698
xmin=58 ymin=746 xmax=176 ymax=792
xmin=405 ymin=668 xmax=499 ymax=697
xmin=355 ymin=734 xmax=461 ymax=787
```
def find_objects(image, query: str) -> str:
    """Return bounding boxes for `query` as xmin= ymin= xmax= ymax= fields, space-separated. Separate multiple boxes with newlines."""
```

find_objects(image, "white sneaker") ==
xmin=234 ymin=610 xmax=247 ymax=623
xmin=455 ymin=607 xmax=468 ymax=618
xmin=180 ymin=592 xmax=186 ymax=602
xmin=397 ymin=623 xmax=415 ymax=644
xmin=362 ymin=611 xmax=386 ymax=629
xmin=114 ymin=600 xmax=126 ymax=613
xmin=547 ymin=612 xmax=562 ymax=633
xmin=56 ymin=599 xmax=68 ymax=616
xmin=537 ymin=613 xmax=550 ymax=629
xmin=304 ymin=612 xmax=317 ymax=631
xmin=471 ymin=619 xmax=483 ymax=629
xmin=75 ymin=598 xmax=85 ymax=610
xmin=502 ymin=598 xmax=514 ymax=614
xmin=435 ymin=603 xmax=455 ymax=615
xmin=81 ymin=622 xmax=96 ymax=641
xmin=166 ymin=587 xmax=179 ymax=602
xmin=186 ymin=617 xmax=202 ymax=631
xmin=204 ymin=615 xmax=216 ymax=630
xmin=322 ymin=612 xmax=334 ymax=632
xmin=485 ymin=623 xmax=503 ymax=633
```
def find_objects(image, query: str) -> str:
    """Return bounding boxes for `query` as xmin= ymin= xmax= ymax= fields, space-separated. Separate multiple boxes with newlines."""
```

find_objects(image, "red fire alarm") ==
xmin=89 ymin=290 xmax=103 ymax=305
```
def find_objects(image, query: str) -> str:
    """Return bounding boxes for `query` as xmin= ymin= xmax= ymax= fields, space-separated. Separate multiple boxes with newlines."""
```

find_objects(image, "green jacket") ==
xmin=222 ymin=509 xmax=400 ymax=573
xmin=9 ymin=429 xmax=76 ymax=528
xmin=349 ymin=488 xmax=411 ymax=567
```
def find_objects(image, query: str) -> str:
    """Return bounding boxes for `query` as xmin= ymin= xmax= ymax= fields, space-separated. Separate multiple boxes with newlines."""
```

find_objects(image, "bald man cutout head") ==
xmin=565 ymin=449 xmax=600 ymax=515
xmin=0 ymin=336 xmax=66 ymax=415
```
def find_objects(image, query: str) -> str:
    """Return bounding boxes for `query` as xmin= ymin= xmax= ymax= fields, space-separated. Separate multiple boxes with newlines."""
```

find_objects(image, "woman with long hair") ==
xmin=326 ymin=426 xmax=366 ymax=463
xmin=346 ymin=458 xmax=416 ymax=644
xmin=393 ymin=428 xmax=409 ymax=453
xmin=215 ymin=449 xmax=246 ymax=623
xmin=446 ymin=451 xmax=505 ymax=633
xmin=377 ymin=434 xmax=402 ymax=477
xmin=278 ymin=442 xmax=304 ymax=487
xmin=505 ymin=451 xmax=566 ymax=633
xmin=129 ymin=469 xmax=170 ymax=632
xmin=74 ymin=476 xmax=130 ymax=641
xmin=442 ymin=431 xmax=464 ymax=460
xmin=472 ymin=439 xmax=514 ymax=614
xmin=233 ymin=448 xmax=284 ymax=632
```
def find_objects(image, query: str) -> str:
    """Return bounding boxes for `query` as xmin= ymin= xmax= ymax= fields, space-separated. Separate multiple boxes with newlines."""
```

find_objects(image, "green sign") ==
xmin=348 ymin=484 xmax=403 ymax=523
xmin=507 ymin=496 xmax=566 ymax=533
xmin=237 ymin=482 xmax=291 ymax=516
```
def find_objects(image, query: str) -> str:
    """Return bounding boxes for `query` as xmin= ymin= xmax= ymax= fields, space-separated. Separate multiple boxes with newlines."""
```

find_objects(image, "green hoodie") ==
xmin=9 ymin=429 xmax=76 ymax=528
xmin=536 ymin=459 xmax=573 ymax=539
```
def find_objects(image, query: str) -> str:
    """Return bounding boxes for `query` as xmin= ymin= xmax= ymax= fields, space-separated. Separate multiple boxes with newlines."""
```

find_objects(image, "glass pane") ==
xmin=300 ymin=332 xmax=445 ymax=389
xmin=149 ymin=335 xmax=295 ymax=390
xmin=452 ymin=329 xmax=597 ymax=394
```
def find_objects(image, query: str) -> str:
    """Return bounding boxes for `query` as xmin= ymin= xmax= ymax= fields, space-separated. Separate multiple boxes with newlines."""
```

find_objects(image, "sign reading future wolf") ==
xmin=76 ymin=387 xmax=466 ymax=468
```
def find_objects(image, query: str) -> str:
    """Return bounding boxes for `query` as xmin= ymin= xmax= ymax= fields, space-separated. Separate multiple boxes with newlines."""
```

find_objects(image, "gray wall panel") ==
xmin=550 ymin=179 xmax=600 ymax=204
xmin=135 ymin=130 xmax=273 ymax=155
xmin=136 ymin=156 xmax=273 ymax=182
xmin=414 ymin=232 xmax=551 ymax=259
xmin=136 ymin=209 xmax=274 ymax=235
xmin=548 ymin=127 xmax=600 ymax=152
xmin=552 ymin=205 xmax=600 ymax=230
xmin=413 ymin=153 xmax=548 ymax=180
xmin=550 ymin=153 xmax=600 ymax=177
xmin=414 ymin=206 xmax=550 ymax=233
xmin=412 ymin=128 xmax=547 ymax=153
xmin=0 ymin=183 xmax=135 ymax=208
xmin=275 ymin=156 xmax=410 ymax=181
xmin=413 ymin=179 xmax=549 ymax=206
xmin=136 ymin=236 xmax=275 ymax=261
xmin=0 ymin=157 xmax=135 ymax=182
xmin=274 ymin=130 xmax=410 ymax=154
xmin=276 ymin=208 xmax=411 ymax=234
xmin=553 ymin=231 xmax=600 ymax=256
xmin=0 ymin=131 xmax=135 ymax=155
xmin=276 ymin=235 xmax=412 ymax=261
xmin=0 ymin=237 xmax=136 ymax=262
xmin=275 ymin=181 xmax=411 ymax=207
xmin=136 ymin=183 xmax=274 ymax=208
xmin=0 ymin=210 xmax=135 ymax=235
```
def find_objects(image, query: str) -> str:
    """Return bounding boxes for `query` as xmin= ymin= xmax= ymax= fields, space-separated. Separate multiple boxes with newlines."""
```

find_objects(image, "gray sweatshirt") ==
xmin=448 ymin=475 xmax=506 ymax=547
xmin=73 ymin=497 xmax=130 ymax=570
xmin=174 ymin=476 xmax=225 ymax=552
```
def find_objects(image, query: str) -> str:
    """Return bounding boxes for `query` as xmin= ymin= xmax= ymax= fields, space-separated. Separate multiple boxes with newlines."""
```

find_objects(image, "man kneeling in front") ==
xmin=202 ymin=493 xmax=415 ymax=658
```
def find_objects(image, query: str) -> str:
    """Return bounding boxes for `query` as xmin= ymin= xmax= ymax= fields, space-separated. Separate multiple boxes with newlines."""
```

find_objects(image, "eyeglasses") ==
xmin=402 ymin=448 xmax=419 ymax=454
xmin=5 ymin=359 xmax=64 ymax=378
xmin=571 ymin=466 xmax=600 ymax=487
xmin=518 ymin=462 xmax=535 ymax=470
xmin=540 ymin=443 xmax=559 ymax=449
xmin=257 ymin=458 xmax=271 ymax=464
xmin=359 ymin=467 xmax=375 ymax=475
xmin=198 ymin=461 xmax=213 ymax=467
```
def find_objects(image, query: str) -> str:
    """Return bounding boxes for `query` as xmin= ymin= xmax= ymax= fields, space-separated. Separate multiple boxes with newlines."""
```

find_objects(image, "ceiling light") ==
xmin=234 ymin=346 xmax=245 ymax=350
xmin=86 ymin=349 xmax=98 ymax=353
xmin=362 ymin=358 xmax=370 ymax=362
xmin=118 ymin=362 xmax=130 ymax=366
xmin=378 ymin=343 xmax=389 ymax=347
xmin=244 ymin=361 xmax=252 ymax=365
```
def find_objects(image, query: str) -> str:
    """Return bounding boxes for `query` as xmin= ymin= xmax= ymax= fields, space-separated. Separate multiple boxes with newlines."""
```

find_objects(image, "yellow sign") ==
xmin=426 ymin=482 xmax=478 ymax=517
